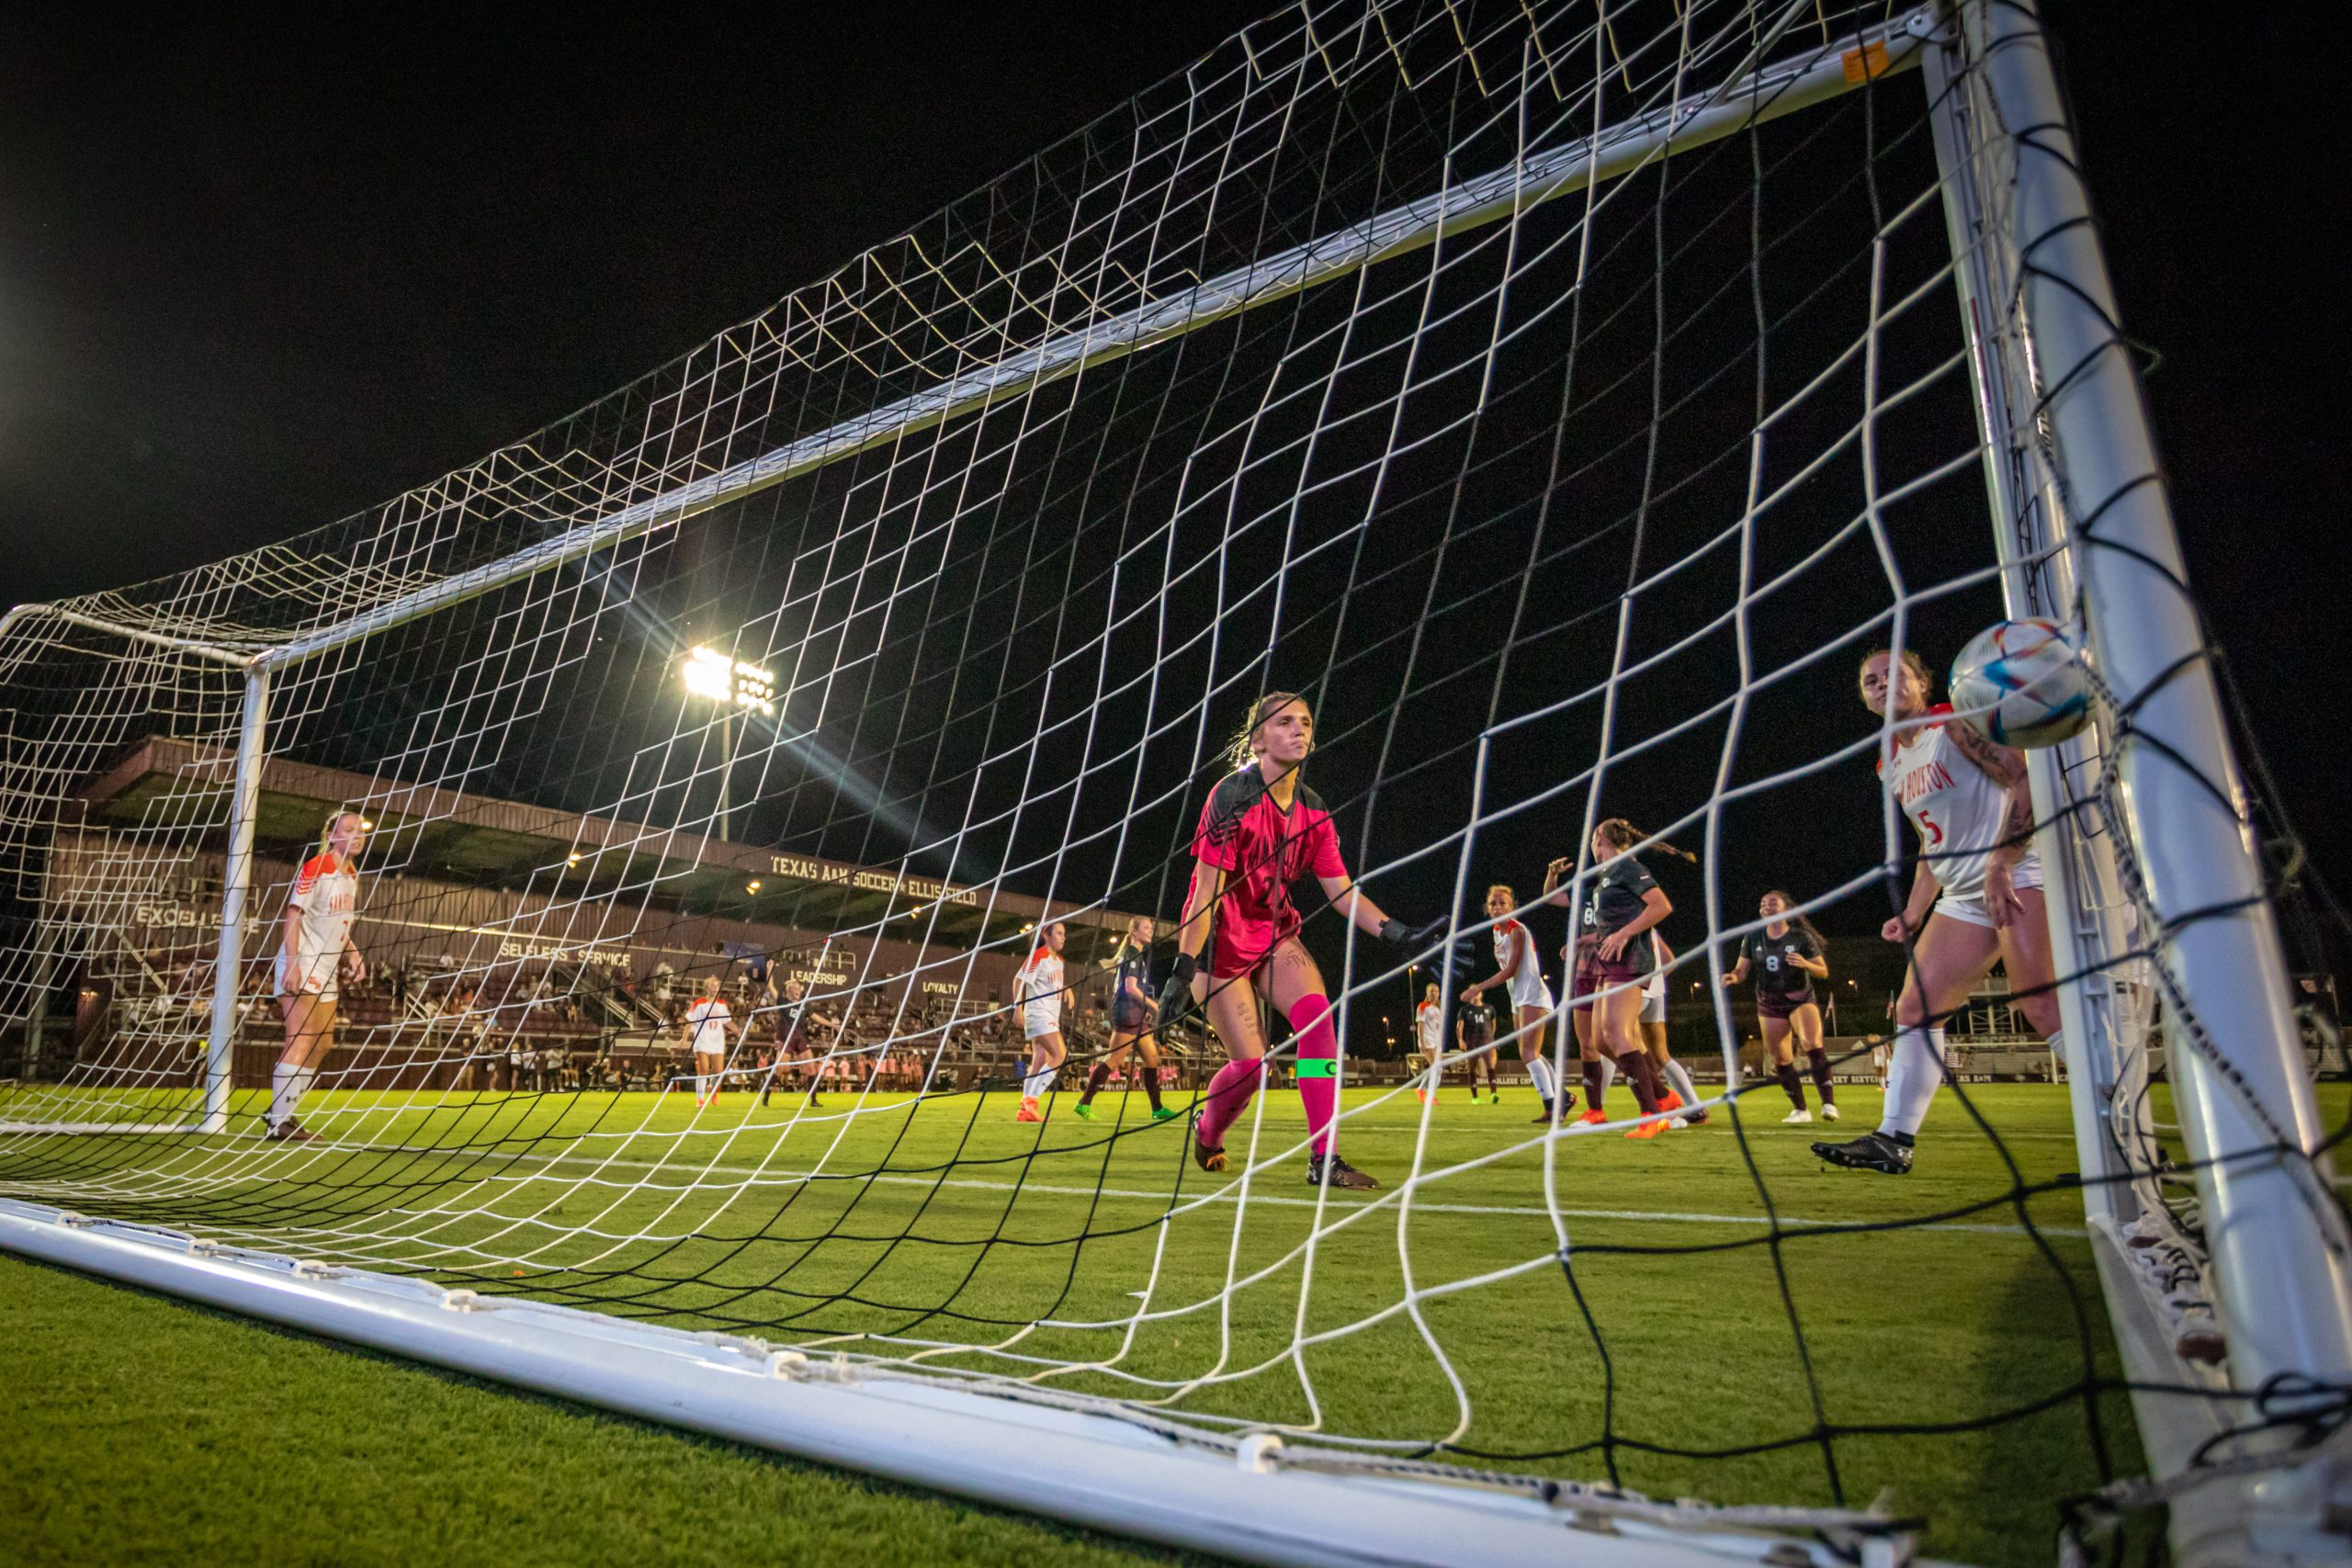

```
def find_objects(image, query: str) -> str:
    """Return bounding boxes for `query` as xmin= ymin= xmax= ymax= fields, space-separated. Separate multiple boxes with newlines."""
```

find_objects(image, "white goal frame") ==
xmin=5 ymin=6 xmax=2346 ymax=1563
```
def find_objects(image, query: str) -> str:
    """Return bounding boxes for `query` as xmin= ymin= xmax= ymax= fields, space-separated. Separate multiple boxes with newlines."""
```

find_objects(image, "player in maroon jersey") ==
xmin=1720 ymin=890 xmax=1833 ymax=1123
xmin=1543 ymin=818 xmax=1688 ymax=1139
xmin=1160 ymin=693 xmax=1435 ymax=1190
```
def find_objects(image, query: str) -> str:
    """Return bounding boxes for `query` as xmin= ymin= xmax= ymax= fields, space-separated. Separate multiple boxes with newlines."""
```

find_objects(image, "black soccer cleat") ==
xmin=264 ymin=1118 xmax=314 ymax=1144
xmin=1306 ymin=1153 xmax=1378 ymax=1190
xmin=1813 ymin=1131 xmax=1913 ymax=1175
xmin=1192 ymin=1135 xmax=1227 ymax=1174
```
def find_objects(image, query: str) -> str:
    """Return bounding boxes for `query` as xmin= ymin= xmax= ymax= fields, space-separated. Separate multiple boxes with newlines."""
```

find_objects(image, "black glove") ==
xmin=1377 ymin=916 xmax=1450 ymax=949
xmin=1379 ymin=918 xmax=1477 ymax=983
xmin=1157 ymin=953 xmax=1200 ymax=1029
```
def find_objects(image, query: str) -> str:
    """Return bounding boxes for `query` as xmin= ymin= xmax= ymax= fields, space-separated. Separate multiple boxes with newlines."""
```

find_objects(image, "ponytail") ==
xmin=1594 ymin=818 xmax=1696 ymax=864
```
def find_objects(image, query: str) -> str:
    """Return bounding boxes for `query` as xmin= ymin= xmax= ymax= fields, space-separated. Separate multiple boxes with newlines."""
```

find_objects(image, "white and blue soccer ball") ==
xmin=1950 ymin=618 xmax=2092 ymax=750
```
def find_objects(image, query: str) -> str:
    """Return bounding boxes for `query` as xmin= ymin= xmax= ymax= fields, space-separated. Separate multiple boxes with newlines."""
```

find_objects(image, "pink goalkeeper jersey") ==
xmin=1192 ymin=768 xmax=1349 ymax=978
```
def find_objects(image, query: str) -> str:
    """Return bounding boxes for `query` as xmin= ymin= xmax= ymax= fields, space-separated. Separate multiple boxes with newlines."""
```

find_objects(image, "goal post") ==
xmin=4 ymin=3 xmax=2348 ymax=1563
xmin=1927 ymin=2 xmax=2352 ymax=1556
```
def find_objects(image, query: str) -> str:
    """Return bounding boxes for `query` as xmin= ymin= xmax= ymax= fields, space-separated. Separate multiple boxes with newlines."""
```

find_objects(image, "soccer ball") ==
xmin=1949 ymin=618 xmax=2092 ymax=750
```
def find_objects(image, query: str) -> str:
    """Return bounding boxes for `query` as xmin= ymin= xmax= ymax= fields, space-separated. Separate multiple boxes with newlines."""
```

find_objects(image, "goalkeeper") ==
xmin=1160 ymin=692 xmax=1441 ymax=1190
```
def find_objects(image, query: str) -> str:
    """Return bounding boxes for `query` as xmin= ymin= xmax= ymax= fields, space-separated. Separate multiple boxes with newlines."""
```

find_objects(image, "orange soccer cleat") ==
xmin=1014 ymin=1098 xmax=1043 ymax=1122
xmin=1577 ymin=1108 xmax=1609 ymax=1127
xmin=1624 ymin=1117 xmax=1670 ymax=1140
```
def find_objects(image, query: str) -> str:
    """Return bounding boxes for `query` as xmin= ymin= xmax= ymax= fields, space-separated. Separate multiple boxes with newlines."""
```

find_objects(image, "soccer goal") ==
xmin=3 ymin=3 xmax=2345 ymax=1563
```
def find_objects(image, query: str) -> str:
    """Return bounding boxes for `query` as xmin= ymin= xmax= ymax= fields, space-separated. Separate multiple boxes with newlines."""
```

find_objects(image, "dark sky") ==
xmin=3 ymin=5 xmax=2346 ymax=916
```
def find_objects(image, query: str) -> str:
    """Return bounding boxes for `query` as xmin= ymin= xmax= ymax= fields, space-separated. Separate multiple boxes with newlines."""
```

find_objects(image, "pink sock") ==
xmin=1290 ymin=995 xmax=1340 ymax=1156
xmin=1195 ymin=1057 xmax=1265 ymax=1148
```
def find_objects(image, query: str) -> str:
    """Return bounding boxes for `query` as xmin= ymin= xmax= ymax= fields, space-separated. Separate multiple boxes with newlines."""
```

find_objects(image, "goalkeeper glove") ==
xmin=1158 ymin=953 xmax=1200 ymax=1029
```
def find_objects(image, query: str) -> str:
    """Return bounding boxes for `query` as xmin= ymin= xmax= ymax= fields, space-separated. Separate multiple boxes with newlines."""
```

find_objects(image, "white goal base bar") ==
xmin=0 ymin=1199 xmax=1927 ymax=1568
xmin=0 ymin=1121 xmax=200 ymax=1135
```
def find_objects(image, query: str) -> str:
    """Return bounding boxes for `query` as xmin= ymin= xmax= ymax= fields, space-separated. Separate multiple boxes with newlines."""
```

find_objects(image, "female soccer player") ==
xmin=1464 ymin=884 xmax=1566 ymax=1124
xmin=1159 ymin=692 xmax=1431 ymax=1190
xmin=1642 ymin=931 xmax=1706 ymax=1126
xmin=1453 ymin=992 xmax=1503 ymax=1103
xmin=1412 ymin=981 xmax=1445 ymax=1106
xmin=1814 ymin=649 xmax=2062 ymax=1174
xmin=1720 ymin=890 xmax=1833 ymax=1124
xmin=266 ymin=807 xmax=368 ymax=1142
xmin=761 ymin=976 xmax=816 ymax=1108
xmin=1078 ymin=916 xmax=1175 ymax=1121
xmin=1543 ymin=819 xmax=1685 ymax=1138
xmin=684 ymin=976 xmax=734 ymax=1105
xmin=1013 ymin=919 xmax=1070 ymax=1122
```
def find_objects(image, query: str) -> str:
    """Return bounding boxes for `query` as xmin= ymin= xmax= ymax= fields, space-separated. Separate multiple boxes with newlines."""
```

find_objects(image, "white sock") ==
xmin=1527 ymin=1056 xmax=1556 ymax=1102
xmin=1878 ymin=1025 xmax=1947 ymax=1137
xmin=1663 ymin=1058 xmax=1700 ymax=1108
xmin=1023 ymin=1065 xmax=1055 ymax=1100
xmin=268 ymin=1064 xmax=317 ymax=1126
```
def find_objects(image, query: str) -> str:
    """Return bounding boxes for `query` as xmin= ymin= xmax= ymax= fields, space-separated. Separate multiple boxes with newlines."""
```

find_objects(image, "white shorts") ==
xmin=1504 ymin=977 xmax=1556 ymax=1014
xmin=1023 ymin=1010 xmax=1062 ymax=1042
xmin=1933 ymin=859 xmax=2047 ymax=929
xmin=1639 ymin=975 xmax=1667 ymax=1024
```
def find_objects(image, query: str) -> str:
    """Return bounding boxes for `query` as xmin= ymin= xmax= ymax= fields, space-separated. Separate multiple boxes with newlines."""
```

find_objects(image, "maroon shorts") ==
xmin=1569 ymin=939 xmax=1649 ymax=1006
xmin=1756 ymin=991 xmax=1816 ymax=1021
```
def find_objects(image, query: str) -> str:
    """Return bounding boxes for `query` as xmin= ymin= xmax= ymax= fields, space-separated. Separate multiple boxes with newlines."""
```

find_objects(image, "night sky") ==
xmin=3 ymin=6 xmax=2346 ymax=959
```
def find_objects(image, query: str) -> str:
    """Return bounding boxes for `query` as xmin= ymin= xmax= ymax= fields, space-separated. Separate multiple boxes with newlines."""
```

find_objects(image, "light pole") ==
xmin=679 ymin=644 xmax=775 ymax=841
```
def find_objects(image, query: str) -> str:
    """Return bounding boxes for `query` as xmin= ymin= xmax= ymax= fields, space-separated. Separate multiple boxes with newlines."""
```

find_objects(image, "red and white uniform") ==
xmin=684 ymin=996 xmax=732 ymax=1055
xmin=1193 ymin=769 xmax=1350 ymax=978
xmin=1640 ymin=931 xmax=1669 ymax=1023
xmin=1016 ymin=946 xmax=1065 ymax=1040
xmin=1491 ymin=919 xmax=1555 ymax=1011
xmin=1878 ymin=703 xmax=2043 ymax=927
xmin=279 ymin=853 xmax=357 ymax=998
xmin=1415 ymin=1000 xmax=1443 ymax=1056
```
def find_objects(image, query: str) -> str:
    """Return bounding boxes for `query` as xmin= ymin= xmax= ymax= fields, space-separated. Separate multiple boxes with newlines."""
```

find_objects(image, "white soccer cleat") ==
xmin=1781 ymin=1108 xmax=1814 ymax=1125
xmin=1822 ymin=1103 xmax=1841 ymax=1122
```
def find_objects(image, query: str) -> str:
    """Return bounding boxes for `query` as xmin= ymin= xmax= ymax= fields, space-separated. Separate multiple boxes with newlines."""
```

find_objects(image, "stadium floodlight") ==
xmin=4 ymin=4 xmax=2348 ymax=1565
xmin=679 ymin=644 xmax=775 ymax=840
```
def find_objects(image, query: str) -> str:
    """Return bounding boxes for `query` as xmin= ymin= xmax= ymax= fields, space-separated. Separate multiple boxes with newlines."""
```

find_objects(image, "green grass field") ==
xmin=1 ymin=1076 xmax=2256 ymax=1565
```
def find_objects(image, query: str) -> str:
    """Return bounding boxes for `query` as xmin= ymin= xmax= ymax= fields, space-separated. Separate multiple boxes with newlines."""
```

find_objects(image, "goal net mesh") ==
xmin=0 ymin=2 xmax=2209 ymax=1556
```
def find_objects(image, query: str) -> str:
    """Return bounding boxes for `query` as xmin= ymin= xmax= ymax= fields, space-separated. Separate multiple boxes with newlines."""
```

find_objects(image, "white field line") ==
xmin=344 ymin=1144 xmax=2085 ymax=1240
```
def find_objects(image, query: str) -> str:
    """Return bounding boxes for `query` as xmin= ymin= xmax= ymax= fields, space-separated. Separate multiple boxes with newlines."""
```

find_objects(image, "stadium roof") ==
xmin=73 ymin=736 xmax=1144 ymax=963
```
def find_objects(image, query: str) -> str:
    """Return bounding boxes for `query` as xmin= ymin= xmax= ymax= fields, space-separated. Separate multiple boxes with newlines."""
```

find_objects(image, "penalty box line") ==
xmin=356 ymin=1141 xmax=2086 ymax=1241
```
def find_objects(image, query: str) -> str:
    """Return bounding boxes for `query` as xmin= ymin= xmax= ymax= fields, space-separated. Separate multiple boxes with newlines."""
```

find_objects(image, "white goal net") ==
xmin=4 ymin=4 xmax=2344 ymax=1564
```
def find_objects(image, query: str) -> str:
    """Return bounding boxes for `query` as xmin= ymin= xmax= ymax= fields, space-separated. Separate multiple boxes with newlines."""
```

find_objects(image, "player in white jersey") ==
xmin=1412 ymin=982 xmax=1445 ymax=1106
xmin=267 ymin=808 xmax=368 ymax=1142
xmin=1465 ymin=885 xmax=1566 ymax=1123
xmin=1639 ymin=931 xmax=1706 ymax=1126
xmin=1012 ymin=919 xmax=1069 ymax=1122
xmin=1815 ymin=648 xmax=2061 ymax=1175
xmin=683 ymin=976 xmax=736 ymax=1105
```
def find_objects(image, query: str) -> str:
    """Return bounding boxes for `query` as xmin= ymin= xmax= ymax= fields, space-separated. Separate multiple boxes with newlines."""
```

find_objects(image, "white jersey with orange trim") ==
xmin=684 ymin=997 xmax=733 ymax=1055
xmin=1491 ymin=919 xmax=1555 ymax=1010
xmin=280 ymin=853 xmax=357 ymax=998
xmin=1415 ymin=1001 xmax=1443 ymax=1055
xmin=1017 ymin=948 xmax=1065 ymax=1039
xmin=1877 ymin=703 xmax=2043 ymax=921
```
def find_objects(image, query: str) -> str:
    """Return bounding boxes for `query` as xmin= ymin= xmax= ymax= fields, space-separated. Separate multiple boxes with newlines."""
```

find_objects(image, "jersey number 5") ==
xmin=1917 ymin=807 xmax=1944 ymax=847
